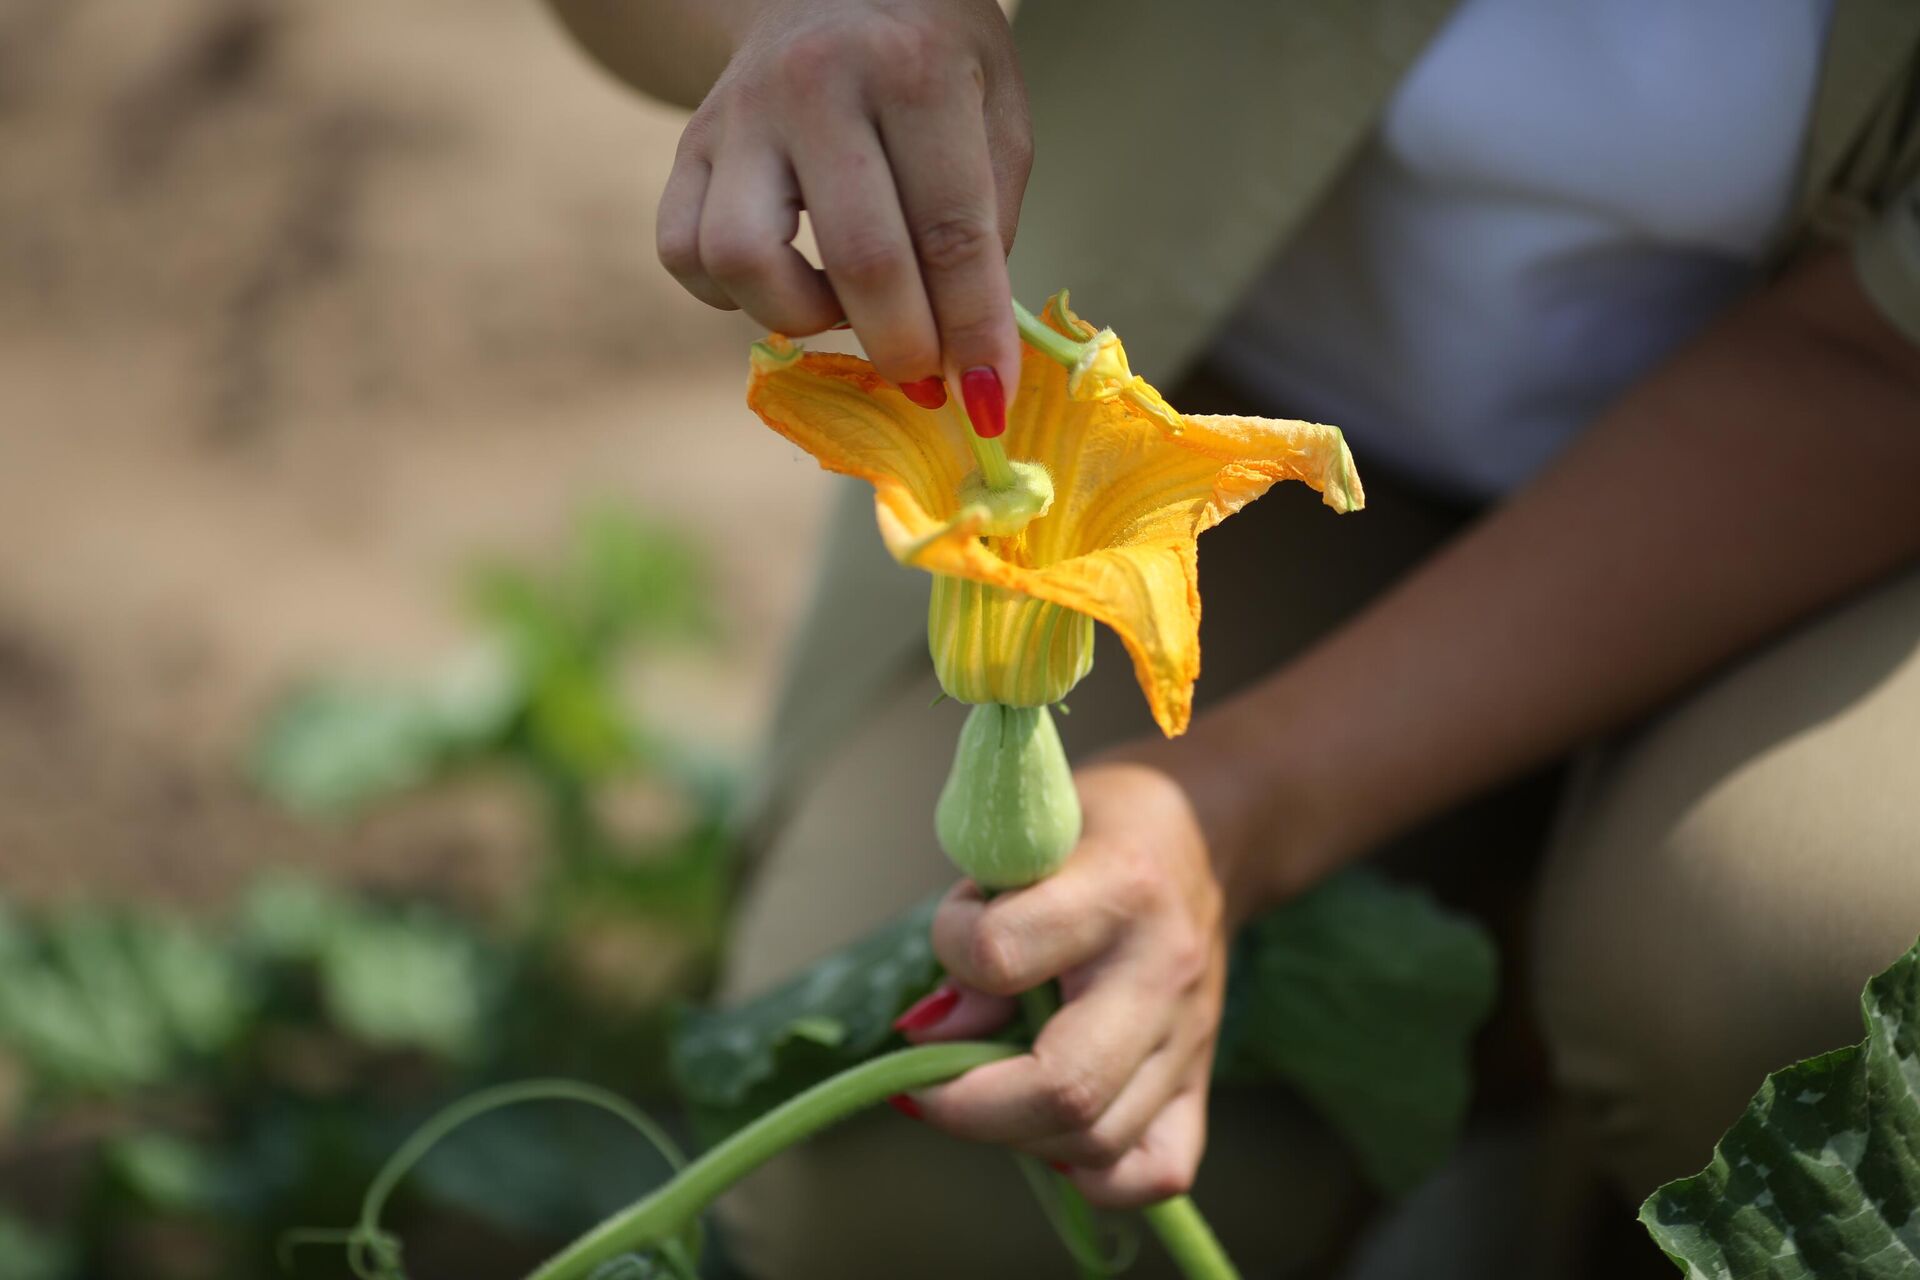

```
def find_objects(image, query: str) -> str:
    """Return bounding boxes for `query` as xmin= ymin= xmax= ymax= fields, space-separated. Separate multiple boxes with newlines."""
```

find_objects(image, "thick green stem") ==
xmin=527 ymin=1042 xmax=1016 ymax=1280
xmin=1142 ymin=1197 xmax=1239 ymax=1280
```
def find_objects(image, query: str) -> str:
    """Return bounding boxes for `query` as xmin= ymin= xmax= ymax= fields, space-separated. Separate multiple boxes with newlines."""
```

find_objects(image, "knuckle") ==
xmin=1078 ymin=1124 xmax=1132 ymax=1168
xmin=1040 ymin=1069 xmax=1108 ymax=1131
xmin=1163 ymin=928 xmax=1210 ymax=993
xmin=656 ymin=224 xmax=700 ymax=278
xmin=965 ymin=926 xmax=1023 ymax=995
xmin=914 ymin=214 xmax=997 ymax=276
xmin=1109 ymin=853 xmax=1163 ymax=916
xmin=863 ymin=21 xmax=946 ymax=95
xmin=825 ymin=233 xmax=909 ymax=292
xmin=700 ymin=231 xmax=774 ymax=284
xmin=775 ymin=28 xmax=849 ymax=92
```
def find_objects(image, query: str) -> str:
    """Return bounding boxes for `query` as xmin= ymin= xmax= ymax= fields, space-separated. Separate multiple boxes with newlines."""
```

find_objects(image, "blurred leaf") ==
xmin=1213 ymin=869 xmax=1498 ymax=1196
xmin=317 ymin=910 xmax=487 ymax=1061
xmin=572 ymin=509 xmax=712 ymax=650
xmin=410 ymin=1099 xmax=679 ymax=1241
xmin=587 ymin=1254 xmax=671 ymax=1280
xmin=0 ymin=911 xmax=249 ymax=1093
xmin=106 ymin=1132 xmax=228 ymax=1212
xmin=236 ymin=874 xmax=351 ymax=962
xmin=670 ymin=900 xmax=942 ymax=1136
xmin=1639 ymin=933 xmax=1920 ymax=1278
xmin=251 ymin=643 xmax=520 ymax=815
xmin=0 ymin=1212 xmax=71 ymax=1280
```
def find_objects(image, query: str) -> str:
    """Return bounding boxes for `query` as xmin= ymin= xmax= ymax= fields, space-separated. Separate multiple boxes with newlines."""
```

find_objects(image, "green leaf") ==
xmin=0 ymin=1212 xmax=72 ymax=1280
xmin=1640 ymin=934 xmax=1920 ymax=1278
xmin=1213 ymin=869 xmax=1498 ymax=1196
xmin=670 ymin=900 xmax=943 ymax=1135
xmin=0 ymin=910 xmax=249 ymax=1093
xmin=317 ymin=909 xmax=488 ymax=1060
xmin=250 ymin=643 xmax=520 ymax=815
xmin=410 ymin=1100 xmax=680 ymax=1241
xmin=586 ymin=1254 xmax=672 ymax=1280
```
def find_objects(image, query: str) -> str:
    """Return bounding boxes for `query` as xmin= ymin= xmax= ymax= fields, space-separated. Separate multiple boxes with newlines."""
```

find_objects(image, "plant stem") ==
xmin=948 ymin=397 xmax=1017 ymax=490
xmin=1142 ymin=1196 xmax=1239 ymax=1280
xmin=526 ymin=1042 xmax=1017 ymax=1280
xmin=1014 ymin=298 xmax=1087 ymax=367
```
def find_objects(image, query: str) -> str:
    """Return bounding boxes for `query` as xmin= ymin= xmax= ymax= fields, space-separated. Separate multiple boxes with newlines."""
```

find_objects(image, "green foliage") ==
xmin=252 ymin=508 xmax=727 ymax=827
xmin=1641 ymin=934 xmax=1920 ymax=1278
xmin=1213 ymin=869 xmax=1499 ymax=1196
xmin=670 ymin=900 xmax=944 ymax=1138
xmin=0 ymin=1213 xmax=72 ymax=1280
xmin=669 ymin=872 xmax=1498 ymax=1196
xmin=0 ymin=904 xmax=248 ymax=1093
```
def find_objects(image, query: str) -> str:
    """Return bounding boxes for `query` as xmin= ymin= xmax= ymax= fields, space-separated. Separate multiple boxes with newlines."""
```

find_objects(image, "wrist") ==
xmin=1098 ymin=699 xmax=1343 ymax=930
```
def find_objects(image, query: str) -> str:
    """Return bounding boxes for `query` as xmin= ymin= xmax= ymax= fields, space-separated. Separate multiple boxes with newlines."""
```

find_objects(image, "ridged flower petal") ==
xmin=745 ymin=315 xmax=1364 ymax=737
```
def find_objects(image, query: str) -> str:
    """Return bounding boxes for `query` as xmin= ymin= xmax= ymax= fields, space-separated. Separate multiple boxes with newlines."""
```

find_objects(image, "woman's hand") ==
xmin=896 ymin=758 xmax=1256 ymax=1209
xmin=657 ymin=0 xmax=1031 ymax=415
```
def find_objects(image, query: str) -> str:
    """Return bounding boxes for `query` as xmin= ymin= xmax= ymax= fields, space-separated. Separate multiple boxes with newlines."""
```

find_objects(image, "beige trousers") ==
xmin=712 ymin=387 xmax=1920 ymax=1277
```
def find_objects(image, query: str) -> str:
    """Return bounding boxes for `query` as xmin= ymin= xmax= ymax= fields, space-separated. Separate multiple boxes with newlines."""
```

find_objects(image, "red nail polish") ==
xmin=960 ymin=367 xmax=1005 ymax=438
xmin=899 ymin=376 xmax=948 ymax=410
xmin=1048 ymin=1161 xmax=1072 ymax=1175
xmin=887 ymin=1094 xmax=923 ymax=1120
xmin=893 ymin=983 xmax=961 ymax=1033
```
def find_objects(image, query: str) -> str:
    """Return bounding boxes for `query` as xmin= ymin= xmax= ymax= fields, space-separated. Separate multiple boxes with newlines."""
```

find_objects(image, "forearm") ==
xmin=1186 ymin=248 xmax=1920 ymax=906
xmin=542 ymin=0 xmax=759 ymax=108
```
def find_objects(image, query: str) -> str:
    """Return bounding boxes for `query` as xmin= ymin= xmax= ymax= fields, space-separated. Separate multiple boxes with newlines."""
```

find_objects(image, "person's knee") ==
xmin=1536 ymin=572 xmax=1920 ymax=1195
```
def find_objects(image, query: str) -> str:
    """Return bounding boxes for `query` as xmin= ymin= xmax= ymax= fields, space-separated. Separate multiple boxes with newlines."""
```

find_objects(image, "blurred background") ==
xmin=0 ymin=0 xmax=831 ymax=1274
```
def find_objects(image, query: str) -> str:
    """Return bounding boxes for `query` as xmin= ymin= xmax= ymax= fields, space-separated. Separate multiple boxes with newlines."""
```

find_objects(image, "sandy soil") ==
xmin=0 ymin=0 xmax=831 ymax=908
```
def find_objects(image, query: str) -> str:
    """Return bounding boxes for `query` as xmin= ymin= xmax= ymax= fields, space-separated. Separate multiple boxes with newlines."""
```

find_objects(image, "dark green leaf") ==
xmin=1214 ymin=869 xmax=1498 ymax=1195
xmin=1640 ymin=934 xmax=1920 ymax=1278
xmin=670 ymin=899 xmax=942 ymax=1135
xmin=586 ymin=1253 xmax=671 ymax=1280
xmin=411 ymin=1100 xmax=680 ymax=1241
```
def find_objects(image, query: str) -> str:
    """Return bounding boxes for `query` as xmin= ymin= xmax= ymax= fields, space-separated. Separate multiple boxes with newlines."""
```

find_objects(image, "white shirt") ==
xmin=1215 ymin=0 xmax=1835 ymax=499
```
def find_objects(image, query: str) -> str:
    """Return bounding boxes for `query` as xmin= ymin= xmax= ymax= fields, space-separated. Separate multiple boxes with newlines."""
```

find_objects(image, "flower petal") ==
xmin=747 ymin=346 xmax=983 ymax=565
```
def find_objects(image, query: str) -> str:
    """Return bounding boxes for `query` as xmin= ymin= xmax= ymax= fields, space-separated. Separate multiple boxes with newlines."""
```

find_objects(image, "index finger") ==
xmin=875 ymin=79 xmax=1020 ymax=409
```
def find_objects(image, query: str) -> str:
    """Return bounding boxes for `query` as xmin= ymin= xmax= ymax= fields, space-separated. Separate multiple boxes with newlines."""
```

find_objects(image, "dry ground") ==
xmin=0 ymin=0 xmax=831 ymax=909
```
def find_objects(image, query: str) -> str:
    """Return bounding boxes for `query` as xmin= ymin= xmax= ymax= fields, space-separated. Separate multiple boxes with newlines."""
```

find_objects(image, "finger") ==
xmin=656 ymin=146 xmax=733 ymax=311
xmin=875 ymin=85 xmax=1019 ymax=403
xmin=786 ymin=119 xmax=941 ymax=383
xmin=894 ymin=981 xmax=1017 ymax=1044
xmin=913 ymin=958 xmax=1172 ymax=1147
xmin=697 ymin=133 xmax=841 ymax=334
xmin=1022 ymin=1038 xmax=1194 ymax=1170
xmin=930 ymin=849 xmax=1138 ymax=997
xmin=1069 ymin=1079 xmax=1209 ymax=1211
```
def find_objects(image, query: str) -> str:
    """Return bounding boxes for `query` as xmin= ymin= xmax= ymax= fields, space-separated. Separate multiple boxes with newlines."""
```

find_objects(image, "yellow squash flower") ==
xmin=746 ymin=295 xmax=1363 ymax=738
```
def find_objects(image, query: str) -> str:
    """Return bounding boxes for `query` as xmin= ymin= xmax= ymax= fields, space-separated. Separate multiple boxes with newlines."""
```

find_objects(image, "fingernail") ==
xmin=887 ymin=1093 xmax=923 ymax=1120
xmin=960 ymin=366 xmax=1005 ymax=438
xmin=829 ymin=320 xmax=853 ymax=331
xmin=898 ymin=376 xmax=947 ymax=410
xmin=1048 ymin=1161 xmax=1072 ymax=1175
xmin=893 ymin=982 xmax=961 ymax=1033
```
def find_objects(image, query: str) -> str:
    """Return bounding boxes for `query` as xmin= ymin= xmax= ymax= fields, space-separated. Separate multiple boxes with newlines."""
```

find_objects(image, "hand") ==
xmin=897 ymin=759 xmax=1245 ymax=1209
xmin=657 ymin=0 xmax=1031 ymax=411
